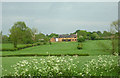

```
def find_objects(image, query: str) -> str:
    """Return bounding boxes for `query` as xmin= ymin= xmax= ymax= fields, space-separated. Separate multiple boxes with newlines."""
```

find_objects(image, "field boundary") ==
xmin=0 ymin=54 xmax=89 ymax=57
xmin=1 ymin=42 xmax=46 ymax=51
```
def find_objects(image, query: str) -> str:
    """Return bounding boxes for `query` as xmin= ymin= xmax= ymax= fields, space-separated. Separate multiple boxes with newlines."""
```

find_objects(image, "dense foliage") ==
xmin=8 ymin=21 xmax=49 ymax=48
xmin=74 ymin=30 xmax=115 ymax=40
xmin=82 ymin=55 xmax=119 ymax=76
xmin=2 ymin=55 xmax=118 ymax=77
xmin=9 ymin=56 xmax=77 ymax=76
xmin=9 ymin=21 xmax=33 ymax=48
xmin=77 ymin=37 xmax=85 ymax=42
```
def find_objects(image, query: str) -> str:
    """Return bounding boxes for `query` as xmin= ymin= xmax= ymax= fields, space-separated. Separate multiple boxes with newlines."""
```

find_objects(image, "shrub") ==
xmin=32 ymin=43 xmax=38 ymax=46
xmin=8 ymin=56 xmax=78 ymax=76
xmin=77 ymin=43 xmax=82 ymax=49
xmin=82 ymin=55 xmax=119 ymax=76
xmin=36 ymin=42 xmax=43 ymax=45
xmin=49 ymin=41 xmax=52 ymax=45
xmin=43 ymin=42 xmax=47 ymax=45
xmin=17 ymin=46 xmax=26 ymax=50
xmin=26 ymin=44 xmax=33 ymax=47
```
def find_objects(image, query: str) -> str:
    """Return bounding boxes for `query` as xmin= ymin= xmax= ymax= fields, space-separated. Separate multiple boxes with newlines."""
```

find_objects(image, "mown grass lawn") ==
xmin=1 ymin=40 xmax=112 ymax=56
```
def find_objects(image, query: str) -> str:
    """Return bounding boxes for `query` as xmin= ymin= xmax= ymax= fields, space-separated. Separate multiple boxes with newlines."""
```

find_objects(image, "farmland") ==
xmin=1 ymin=40 xmax=119 ymax=77
xmin=1 ymin=40 xmax=112 ymax=56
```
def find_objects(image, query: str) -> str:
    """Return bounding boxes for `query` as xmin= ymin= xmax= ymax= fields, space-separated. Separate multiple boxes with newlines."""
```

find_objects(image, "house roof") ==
xmin=58 ymin=34 xmax=77 ymax=38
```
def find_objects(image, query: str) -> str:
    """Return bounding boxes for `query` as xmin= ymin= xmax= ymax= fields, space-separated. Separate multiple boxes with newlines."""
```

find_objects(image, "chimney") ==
xmin=76 ymin=32 xmax=77 ymax=36
xmin=76 ymin=32 xmax=77 ymax=38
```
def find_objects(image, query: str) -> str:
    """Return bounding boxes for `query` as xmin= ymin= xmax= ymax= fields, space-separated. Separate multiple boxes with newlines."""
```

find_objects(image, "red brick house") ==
xmin=50 ymin=34 xmax=77 ymax=42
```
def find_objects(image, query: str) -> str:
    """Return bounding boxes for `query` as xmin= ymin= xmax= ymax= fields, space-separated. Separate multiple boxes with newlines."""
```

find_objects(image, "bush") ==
xmin=36 ymin=42 xmax=43 ymax=45
xmin=26 ymin=44 xmax=33 ymax=47
xmin=32 ymin=43 xmax=38 ymax=46
xmin=43 ymin=42 xmax=47 ymax=45
xmin=8 ymin=56 xmax=78 ymax=76
xmin=82 ymin=55 xmax=119 ymax=76
xmin=16 ymin=45 xmax=27 ymax=50
xmin=77 ymin=43 xmax=82 ymax=49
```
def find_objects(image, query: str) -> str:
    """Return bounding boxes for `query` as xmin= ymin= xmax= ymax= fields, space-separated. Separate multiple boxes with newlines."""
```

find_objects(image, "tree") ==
xmin=10 ymin=26 xmax=21 ymax=48
xmin=10 ymin=21 xmax=31 ymax=48
xmin=110 ymin=20 xmax=118 ymax=33
xmin=110 ymin=20 xmax=118 ymax=55
xmin=32 ymin=27 xmax=38 ymax=42
xmin=23 ymin=27 xmax=33 ymax=44
xmin=2 ymin=35 xmax=9 ymax=43
xmin=91 ymin=33 xmax=99 ymax=40
xmin=48 ymin=33 xmax=58 ymax=38
xmin=96 ymin=31 xmax=102 ymax=37
xmin=0 ymin=31 xmax=2 ymax=43
xmin=77 ymin=37 xmax=85 ymax=42
xmin=77 ymin=30 xmax=87 ymax=39
xmin=35 ymin=33 xmax=49 ymax=43
xmin=102 ymin=31 xmax=111 ymax=37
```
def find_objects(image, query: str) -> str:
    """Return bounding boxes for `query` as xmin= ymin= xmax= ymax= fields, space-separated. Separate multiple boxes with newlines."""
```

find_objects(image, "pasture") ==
xmin=1 ymin=40 xmax=119 ymax=77
xmin=1 ymin=40 xmax=112 ymax=56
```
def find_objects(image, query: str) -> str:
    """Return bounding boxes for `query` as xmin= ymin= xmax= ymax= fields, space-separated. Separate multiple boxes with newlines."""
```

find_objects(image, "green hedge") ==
xmin=1 ymin=42 xmax=46 ymax=51
xmin=1 ymin=48 xmax=18 ymax=51
xmin=26 ymin=44 xmax=33 ymax=47
xmin=1 ymin=54 xmax=89 ymax=57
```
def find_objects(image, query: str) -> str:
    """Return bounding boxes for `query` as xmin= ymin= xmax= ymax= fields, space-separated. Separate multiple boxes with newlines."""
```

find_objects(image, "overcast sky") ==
xmin=2 ymin=2 xmax=118 ymax=35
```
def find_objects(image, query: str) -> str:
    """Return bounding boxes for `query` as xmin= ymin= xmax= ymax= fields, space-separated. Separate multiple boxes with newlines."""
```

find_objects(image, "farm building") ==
xmin=50 ymin=34 xmax=77 ymax=42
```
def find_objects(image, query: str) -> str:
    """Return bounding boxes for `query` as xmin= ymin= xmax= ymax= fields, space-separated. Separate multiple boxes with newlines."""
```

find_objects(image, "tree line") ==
xmin=0 ymin=20 xmax=118 ymax=52
xmin=1 ymin=21 xmax=50 ymax=48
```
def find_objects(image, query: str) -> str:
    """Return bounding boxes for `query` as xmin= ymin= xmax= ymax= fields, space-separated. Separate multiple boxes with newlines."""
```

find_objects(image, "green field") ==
xmin=1 ymin=40 xmax=118 ymax=77
xmin=1 ymin=40 xmax=112 ymax=56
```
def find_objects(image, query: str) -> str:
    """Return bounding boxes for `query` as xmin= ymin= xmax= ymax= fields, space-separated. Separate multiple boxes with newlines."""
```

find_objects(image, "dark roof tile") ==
xmin=59 ymin=34 xmax=77 ymax=38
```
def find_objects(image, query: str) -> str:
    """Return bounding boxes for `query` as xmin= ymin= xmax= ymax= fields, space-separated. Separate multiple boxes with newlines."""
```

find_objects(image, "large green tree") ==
xmin=91 ymin=33 xmax=99 ymax=40
xmin=23 ymin=27 xmax=33 ymax=44
xmin=76 ymin=30 xmax=87 ymax=38
xmin=35 ymin=33 xmax=49 ymax=43
xmin=2 ymin=35 xmax=9 ymax=43
xmin=10 ymin=21 xmax=32 ymax=48
xmin=110 ymin=20 xmax=118 ymax=55
xmin=48 ymin=33 xmax=58 ymax=38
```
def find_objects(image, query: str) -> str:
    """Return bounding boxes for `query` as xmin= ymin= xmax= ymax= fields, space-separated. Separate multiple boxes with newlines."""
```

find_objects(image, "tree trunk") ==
xmin=14 ymin=41 xmax=17 ymax=48
xmin=112 ymin=39 xmax=115 ymax=55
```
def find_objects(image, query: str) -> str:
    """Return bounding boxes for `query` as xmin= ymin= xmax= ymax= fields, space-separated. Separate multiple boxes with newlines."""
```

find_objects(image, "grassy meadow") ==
xmin=1 ymin=40 xmax=119 ymax=77
xmin=1 ymin=40 xmax=112 ymax=56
